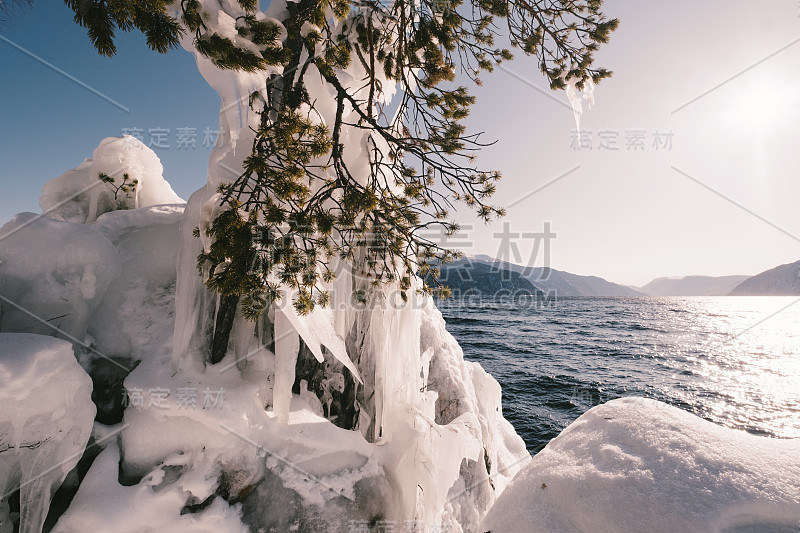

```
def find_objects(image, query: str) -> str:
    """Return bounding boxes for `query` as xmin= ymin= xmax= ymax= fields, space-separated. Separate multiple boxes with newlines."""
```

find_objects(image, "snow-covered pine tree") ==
xmin=66 ymin=0 xmax=616 ymax=360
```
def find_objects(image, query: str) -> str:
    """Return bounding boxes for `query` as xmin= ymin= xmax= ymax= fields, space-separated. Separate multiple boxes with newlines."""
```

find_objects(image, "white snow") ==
xmin=481 ymin=397 xmax=800 ymax=533
xmin=0 ymin=333 xmax=95 ymax=533
xmin=52 ymin=440 xmax=250 ymax=533
xmin=0 ymin=214 xmax=122 ymax=341
xmin=0 ymin=204 xmax=184 ymax=364
xmin=39 ymin=135 xmax=183 ymax=224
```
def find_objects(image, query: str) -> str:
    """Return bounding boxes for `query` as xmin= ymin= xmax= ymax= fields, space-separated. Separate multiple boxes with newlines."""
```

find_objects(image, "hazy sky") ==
xmin=2 ymin=1 xmax=799 ymax=286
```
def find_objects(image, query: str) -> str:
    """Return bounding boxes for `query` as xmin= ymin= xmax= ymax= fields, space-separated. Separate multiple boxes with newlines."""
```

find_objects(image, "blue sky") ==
xmin=0 ymin=2 xmax=219 ymax=214
xmin=2 ymin=1 xmax=800 ymax=286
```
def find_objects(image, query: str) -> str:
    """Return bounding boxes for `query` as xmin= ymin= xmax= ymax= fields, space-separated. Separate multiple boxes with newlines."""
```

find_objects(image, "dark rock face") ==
xmin=88 ymin=356 xmax=138 ymax=425
xmin=293 ymin=340 xmax=360 ymax=431
xmin=239 ymin=466 xmax=401 ymax=532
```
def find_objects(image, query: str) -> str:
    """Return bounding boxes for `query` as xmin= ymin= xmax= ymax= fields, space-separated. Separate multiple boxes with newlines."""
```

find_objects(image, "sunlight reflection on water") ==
xmin=442 ymin=296 xmax=800 ymax=452
xmin=672 ymin=297 xmax=800 ymax=439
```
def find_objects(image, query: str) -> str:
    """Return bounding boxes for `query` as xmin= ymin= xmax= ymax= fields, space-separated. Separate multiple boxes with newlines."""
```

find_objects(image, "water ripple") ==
xmin=442 ymin=296 xmax=800 ymax=453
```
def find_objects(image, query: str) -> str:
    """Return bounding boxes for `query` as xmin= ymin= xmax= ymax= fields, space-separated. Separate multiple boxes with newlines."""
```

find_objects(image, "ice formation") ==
xmin=89 ymin=205 xmax=185 ymax=362
xmin=160 ymin=0 xmax=532 ymax=529
xmin=566 ymin=77 xmax=595 ymax=132
xmin=39 ymin=135 xmax=183 ymax=224
xmin=0 ymin=214 xmax=122 ymax=341
xmin=0 ymin=3 xmax=530 ymax=525
xmin=0 ymin=334 xmax=95 ymax=533
xmin=481 ymin=397 xmax=800 ymax=533
xmin=0 ymin=1 xmax=580 ymax=530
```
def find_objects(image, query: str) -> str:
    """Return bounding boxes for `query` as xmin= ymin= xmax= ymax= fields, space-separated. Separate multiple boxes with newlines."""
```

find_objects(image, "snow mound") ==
xmin=481 ymin=397 xmax=800 ymax=533
xmin=39 ymin=136 xmax=183 ymax=224
xmin=0 ymin=214 xmax=122 ymax=340
xmin=0 ymin=333 xmax=95 ymax=533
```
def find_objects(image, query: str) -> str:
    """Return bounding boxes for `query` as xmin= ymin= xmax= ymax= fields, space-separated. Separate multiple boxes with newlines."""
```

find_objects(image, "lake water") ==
xmin=440 ymin=296 xmax=800 ymax=453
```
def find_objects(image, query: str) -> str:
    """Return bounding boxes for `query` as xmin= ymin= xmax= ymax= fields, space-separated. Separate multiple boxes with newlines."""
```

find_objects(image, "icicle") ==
xmin=272 ymin=307 xmax=299 ymax=424
xmin=275 ymin=297 xmax=362 ymax=384
xmin=566 ymin=77 xmax=595 ymax=132
xmin=356 ymin=400 xmax=372 ymax=440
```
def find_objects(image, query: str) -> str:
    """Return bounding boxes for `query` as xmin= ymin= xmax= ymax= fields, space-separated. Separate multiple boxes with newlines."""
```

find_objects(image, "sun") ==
xmin=724 ymin=77 xmax=796 ymax=129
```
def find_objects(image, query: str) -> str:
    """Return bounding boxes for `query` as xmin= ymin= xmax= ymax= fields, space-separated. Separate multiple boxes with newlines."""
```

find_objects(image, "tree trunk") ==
xmin=210 ymin=294 xmax=239 ymax=364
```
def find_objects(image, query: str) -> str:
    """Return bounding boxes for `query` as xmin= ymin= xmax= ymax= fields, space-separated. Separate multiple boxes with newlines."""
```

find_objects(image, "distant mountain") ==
xmin=729 ymin=260 xmax=800 ymax=296
xmin=446 ymin=255 xmax=646 ymax=297
xmin=435 ymin=260 xmax=543 ymax=298
xmin=638 ymin=275 xmax=750 ymax=296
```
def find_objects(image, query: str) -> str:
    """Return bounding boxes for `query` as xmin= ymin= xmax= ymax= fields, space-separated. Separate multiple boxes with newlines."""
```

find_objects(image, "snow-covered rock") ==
xmin=59 ymin=286 xmax=530 ymax=532
xmin=0 ymin=214 xmax=122 ymax=341
xmin=52 ymin=440 xmax=250 ymax=533
xmin=0 ymin=201 xmax=184 ymax=427
xmin=0 ymin=333 xmax=95 ymax=533
xmin=481 ymin=397 xmax=800 ymax=533
xmin=89 ymin=205 xmax=184 ymax=361
xmin=0 ymin=195 xmax=529 ymax=531
xmin=421 ymin=301 xmax=531 ymax=528
xmin=39 ymin=136 xmax=183 ymax=224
